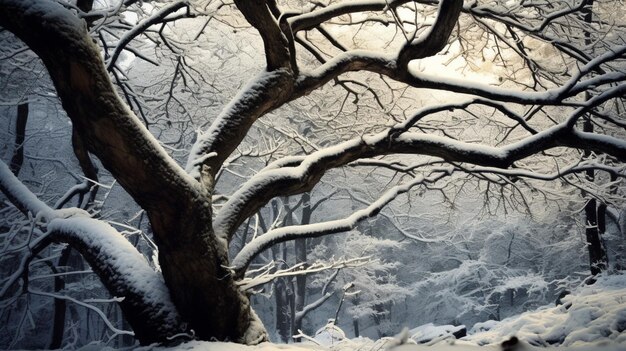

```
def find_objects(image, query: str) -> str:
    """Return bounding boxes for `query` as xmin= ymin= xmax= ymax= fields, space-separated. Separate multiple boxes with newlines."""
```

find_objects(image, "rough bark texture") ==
xmin=0 ymin=0 xmax=265 ymax=344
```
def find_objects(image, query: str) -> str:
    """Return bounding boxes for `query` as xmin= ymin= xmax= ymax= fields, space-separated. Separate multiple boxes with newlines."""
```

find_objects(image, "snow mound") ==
xmin=313 ymin=321 xmax=346 ymax=346
xmin=465 ymin=274 xmax=626 ymax=347
xmin=409 ymin=323 xmax=466 ymax=344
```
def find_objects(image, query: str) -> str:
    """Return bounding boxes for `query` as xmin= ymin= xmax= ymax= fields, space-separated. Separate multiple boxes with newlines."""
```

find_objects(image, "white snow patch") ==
xmin=313 ymin=322 xmax=346 ymax=346
xmin=465 ymin=274 xmax=626 ymax=347
xmin=409 ymin=323 xmax=466 ymax=344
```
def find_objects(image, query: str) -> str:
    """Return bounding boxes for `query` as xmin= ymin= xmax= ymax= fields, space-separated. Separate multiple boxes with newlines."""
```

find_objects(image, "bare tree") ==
xmin=1 ymin=0 xmax=625 ymax=346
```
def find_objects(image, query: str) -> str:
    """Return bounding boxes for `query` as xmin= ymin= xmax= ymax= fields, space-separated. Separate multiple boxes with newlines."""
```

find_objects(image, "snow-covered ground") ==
xmin=464 ymin=274 xmax=626 ymax=347
xmin=127 ymin=274 xmax=626 ymax=351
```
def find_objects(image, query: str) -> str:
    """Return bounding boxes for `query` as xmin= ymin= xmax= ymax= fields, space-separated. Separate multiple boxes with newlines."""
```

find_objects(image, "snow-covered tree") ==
xmin=1 ymin=0 xmax=625 ymax=346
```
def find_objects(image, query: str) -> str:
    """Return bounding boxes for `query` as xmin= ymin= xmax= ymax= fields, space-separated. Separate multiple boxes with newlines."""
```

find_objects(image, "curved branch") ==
xmin=216 ymin=113 xmax=626 ymax=243
xmin=0 ymin=0 xmax=201 ymax=215
xmin=397 ymin=0 xmax=462 ymax=68
xmin=106 ymin=1 xmax=191 ymax=71
xmin=187 ymin=0 xmax=463 ymax=182
xmin=294 ymin=45 xmax=626 ymax=105
xmin=47 ymin=217 xmax=184 ymax=344
xmin=289 ymin=0 xmax=414 ymax=32
xmin=185 ymin=69 xmax=295 ymax=181
xmin=0 ymin=159 xmax=52 ymax=217
xmin=231 ymin=171 xmax=448 ymax=273
xmin=0 ymin=160 xmax=184 ymax=344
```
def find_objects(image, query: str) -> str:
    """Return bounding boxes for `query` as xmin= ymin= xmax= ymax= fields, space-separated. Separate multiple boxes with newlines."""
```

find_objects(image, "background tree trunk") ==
xmin=581 ymin=0 xmax=608 ymax=276
xmin=293 ymin=193 xmax=312 ymax=336
xmin=9 ymin=103 xmax=27 ymax=176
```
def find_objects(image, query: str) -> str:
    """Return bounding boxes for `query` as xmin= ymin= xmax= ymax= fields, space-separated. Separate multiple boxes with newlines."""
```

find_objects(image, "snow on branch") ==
xmin=230 ymin=170 xmax=450 ymax=274
xmin=0 ymin=0 xmax=200 ymax=216
xmin=0 ymin=161 xmax=52 ymax=218
xmin=454 ymin=160 xmax=626 ymax=184
xmin=236 ymin=256 xmax=371 ymax=291
xmin=185 ymin=68 xmax=294 ymax=181
xmin=0 ymin=160 xmax=184 ymax=342
xmin=106 ymin=1 xmax=193 ymax=71
xmin=217 ymin=102 xmax=626 ymax=246
xmin=46 ymin=217 xmax=183 ymax=340
xmin=390 ymin=98 xmax=538 ymax=135
xmin=295 ymin=30 xmax=626 ymax=105
xmin=289 ymin=0 xmax=414 ymax=32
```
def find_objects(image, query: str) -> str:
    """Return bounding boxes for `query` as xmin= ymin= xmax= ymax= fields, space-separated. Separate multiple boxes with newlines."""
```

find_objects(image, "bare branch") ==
xmin=106 ymin=1 xmax=193 ymax=71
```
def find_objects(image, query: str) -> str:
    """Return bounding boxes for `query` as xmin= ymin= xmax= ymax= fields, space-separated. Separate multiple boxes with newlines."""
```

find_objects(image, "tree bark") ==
xmin=585 ymin=198 xmax=607 ymax=275
xmin=0 ymin=0 xmax=265 ymax=344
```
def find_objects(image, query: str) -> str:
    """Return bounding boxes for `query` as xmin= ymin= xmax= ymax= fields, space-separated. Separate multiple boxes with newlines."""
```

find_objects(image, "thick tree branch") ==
xmin=0 ymin=4 xmax=263 ymax=342
xmin=230 ymin=171 xmax=448 ymax=273
xmin=185 ymin=69 xmax=295 ymax=181
xmin=0 ymin=160 xmax=184 ymax=344
xmin=397 ymin=0 xmax=462 ymax=68
xmin=187 ymin=0 xmax=463 ymax=183
xmin=0 ymin=0 xmax=203 ymax=222
xmin=46 ymin=218 xmax=184 ymax=344
xmin=234 ymin=0 xmax=293 ymax=71
xmin=215 ymin=113 xmax=626 ymax=242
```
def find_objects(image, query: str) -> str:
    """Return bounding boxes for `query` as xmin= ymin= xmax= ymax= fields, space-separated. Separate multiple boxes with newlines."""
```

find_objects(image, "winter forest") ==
xmin=1 ymin=0 xmax=626 ymax=350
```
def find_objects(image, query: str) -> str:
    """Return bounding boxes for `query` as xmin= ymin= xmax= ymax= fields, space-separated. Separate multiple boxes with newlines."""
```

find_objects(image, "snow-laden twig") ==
xmin=106 ymin=1 xmax=192 ymax=71
xmin=236 ymin=256 xmax=371 ymax=291
xmin=29 ymin=289 xmax=134 ymax=337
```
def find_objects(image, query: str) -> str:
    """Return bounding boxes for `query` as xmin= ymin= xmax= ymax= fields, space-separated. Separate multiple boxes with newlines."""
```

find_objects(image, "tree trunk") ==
xmin=580 ymin=0 xmax=607 ymax=277
xmin=49 ymin=246 xmax=71 ymax=349
xmin=274 ymin=277 xmax=292 ymax=343
xmin=9 ymin=103 xmax=27 ymax=175
xmin=585 ymin=198 xmax=607 ymax=275
xmin=293 ymin=193 xmax=311 ymax=335
xmin=0 ymin=1 xmax=266 ymax=344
